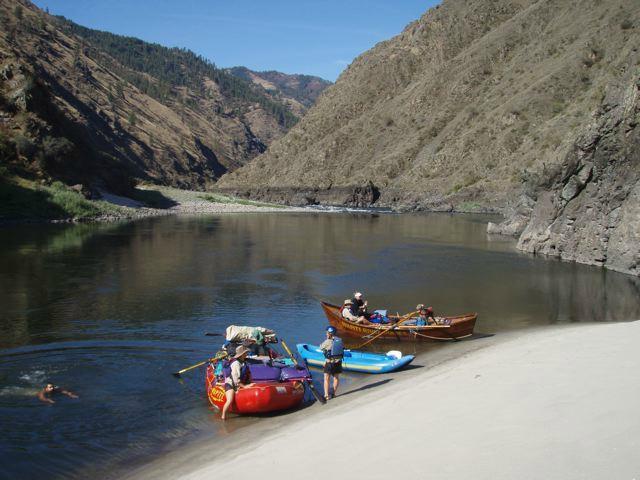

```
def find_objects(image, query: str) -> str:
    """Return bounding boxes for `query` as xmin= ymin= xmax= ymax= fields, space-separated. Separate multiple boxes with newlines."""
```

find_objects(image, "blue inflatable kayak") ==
xmin=296 ymin=344 xmax=415 ymax=374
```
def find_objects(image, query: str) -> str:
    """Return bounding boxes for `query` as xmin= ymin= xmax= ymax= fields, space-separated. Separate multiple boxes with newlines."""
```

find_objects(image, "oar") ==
xmin=354 ymin=311 xmax=418 ymax=350
xmin=281 ymin=340 xmax=326 ymax=405
xmin=172 ymin=359 xmax=212 ymax=377
xmin=204 ymin=332 xmax=223 ymax=336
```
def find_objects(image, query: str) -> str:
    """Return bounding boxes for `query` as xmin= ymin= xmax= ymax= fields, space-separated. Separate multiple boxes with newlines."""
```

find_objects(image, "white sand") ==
xmin=130 ymin=322 xmax=640 ymax=480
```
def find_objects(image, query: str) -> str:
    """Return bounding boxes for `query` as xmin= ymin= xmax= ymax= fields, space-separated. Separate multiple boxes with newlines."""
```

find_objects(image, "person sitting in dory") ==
xmin=416 ymin=304 xmax=436 ymax=326
xmin=352 ymin=291 xmax=370 ymax=319
xmin=341 ymin=299 xmax=366 ymax=324
xmin=37 ymin=383 xmax=79 ymax=404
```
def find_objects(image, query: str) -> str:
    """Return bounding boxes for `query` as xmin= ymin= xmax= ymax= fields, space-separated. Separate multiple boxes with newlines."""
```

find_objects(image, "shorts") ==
xmin=324 ymin=361 xmax=343 ymax=375
xmin=224 ymin=383 xmax=235 ymax=392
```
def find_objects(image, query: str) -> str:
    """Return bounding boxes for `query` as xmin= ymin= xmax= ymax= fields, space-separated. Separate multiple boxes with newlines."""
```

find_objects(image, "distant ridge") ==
xmin=226 ymin=67 xmax=332 ymax=116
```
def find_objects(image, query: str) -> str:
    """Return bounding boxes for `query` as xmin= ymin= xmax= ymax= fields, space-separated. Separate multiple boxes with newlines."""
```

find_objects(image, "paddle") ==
xmin=173 ymin=351 xmax=229 ymax=377
xmin=204 ymin=332 xmax=223 ymax=336
xmin=280 ymin=340 xmax=326 ymax=405
xmin=354 ymin=311 xmax=418 ymax=350
xmin=172 ymin=359 xmax=212 ymax=377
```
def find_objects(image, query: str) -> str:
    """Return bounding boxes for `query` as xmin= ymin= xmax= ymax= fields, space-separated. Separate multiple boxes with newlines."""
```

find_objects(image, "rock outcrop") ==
xmin=492 ymin=69 xmax=639 ymax=275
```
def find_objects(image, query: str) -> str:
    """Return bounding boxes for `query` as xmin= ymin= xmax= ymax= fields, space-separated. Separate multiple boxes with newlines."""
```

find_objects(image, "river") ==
xmin=1 ymin=212 xmax=639 ymax=479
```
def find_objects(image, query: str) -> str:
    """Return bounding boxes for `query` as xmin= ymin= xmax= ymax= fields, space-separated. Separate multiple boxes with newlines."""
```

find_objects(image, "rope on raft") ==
xmin=409 ymin=329 xmax=449 ymax=339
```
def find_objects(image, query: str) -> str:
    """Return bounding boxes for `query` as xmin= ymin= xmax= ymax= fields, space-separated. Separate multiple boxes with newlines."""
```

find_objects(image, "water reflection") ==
xmin=0 ymin=212 xmax=639 ymax=479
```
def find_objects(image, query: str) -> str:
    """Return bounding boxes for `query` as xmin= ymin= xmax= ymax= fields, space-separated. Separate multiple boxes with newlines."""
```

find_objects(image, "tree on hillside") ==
xmin=14 ymin=5 xmax=23 ymax=22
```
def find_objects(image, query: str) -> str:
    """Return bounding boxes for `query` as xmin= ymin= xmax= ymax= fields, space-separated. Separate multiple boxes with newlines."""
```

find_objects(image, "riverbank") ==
xmin=98 ymin=185 xmax=308 ymax=219
xmin=128 ymin=321 xmax=640 ymax=480
xmin=0 ymin=179 xmax=308 ymax=225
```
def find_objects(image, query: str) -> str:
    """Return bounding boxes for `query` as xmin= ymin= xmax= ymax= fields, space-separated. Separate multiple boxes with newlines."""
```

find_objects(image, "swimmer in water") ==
xmin=37 ymin=383 xmax=79 ymax=404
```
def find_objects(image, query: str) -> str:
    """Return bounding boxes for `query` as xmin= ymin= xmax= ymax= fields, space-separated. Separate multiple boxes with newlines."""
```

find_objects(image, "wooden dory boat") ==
xmin=321 ymin=301 xmax=477 ymax=341
xmin=297 ymin=343 xmax=415 ymax=373
xmin=205 ymin=363 xmax=305 ymax=414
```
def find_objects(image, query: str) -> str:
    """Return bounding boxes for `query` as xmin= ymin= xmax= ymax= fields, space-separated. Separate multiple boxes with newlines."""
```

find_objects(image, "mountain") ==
xmin=0 ymin=0 xmax=309 ymax=195
xmin=217 ymin=0 xmax=640 ymax=276
xmin=227 ymin=67 xmax=332 ymax=117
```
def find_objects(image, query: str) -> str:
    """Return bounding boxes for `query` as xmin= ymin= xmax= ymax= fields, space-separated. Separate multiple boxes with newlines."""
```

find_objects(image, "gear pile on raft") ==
xmin=205 ymin=325 xmax=315 ymax=417
xmin=175 ymin=293 xmax=478 ymax=419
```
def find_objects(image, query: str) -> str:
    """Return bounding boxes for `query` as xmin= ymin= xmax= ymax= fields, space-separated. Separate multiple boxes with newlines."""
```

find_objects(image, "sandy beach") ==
xmin=94 ymin=186 xmax=308 ymax=222
xmin=128 ymin=321 xmax=640 ymax=480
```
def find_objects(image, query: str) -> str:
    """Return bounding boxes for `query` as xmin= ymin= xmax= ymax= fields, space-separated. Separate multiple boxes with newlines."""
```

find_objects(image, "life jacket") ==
xmin=222 ymin=358 xmax=249 ymax=386
xmin=326 ymin=337 xmax=344 ymax=359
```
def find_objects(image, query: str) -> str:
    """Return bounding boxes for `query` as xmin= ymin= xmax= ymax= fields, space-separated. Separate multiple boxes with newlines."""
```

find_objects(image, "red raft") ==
xmin=205 ymin=364 xmax=305 ymax=414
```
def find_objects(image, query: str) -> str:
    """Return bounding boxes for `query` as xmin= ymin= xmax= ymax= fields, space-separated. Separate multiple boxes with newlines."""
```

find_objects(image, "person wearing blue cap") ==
xmin=319 ymin=326 xmax=344 ymax=400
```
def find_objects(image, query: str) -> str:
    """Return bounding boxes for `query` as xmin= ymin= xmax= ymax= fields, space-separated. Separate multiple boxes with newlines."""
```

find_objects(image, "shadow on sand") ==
xmin=338 ymin=378 xmax=393 ymax=398
xmin=131 ymin=189 xmax=178 ymax=209
xmin=469 ymin=332 xmax=495 ymax=341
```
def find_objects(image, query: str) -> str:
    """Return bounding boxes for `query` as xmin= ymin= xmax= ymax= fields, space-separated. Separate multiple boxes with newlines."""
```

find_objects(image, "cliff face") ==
xmin=217 ymin=0 xmax=639 ymax=275
xmin=490 ymin=69 xmax=639 ymax=276
xmin=0 ymin=0 xmax=306 ymax=194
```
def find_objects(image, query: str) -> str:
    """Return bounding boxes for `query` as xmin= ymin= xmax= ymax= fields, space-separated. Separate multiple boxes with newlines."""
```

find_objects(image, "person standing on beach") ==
xmin=221 ymin=345 xmax=251 ymax=420
xmin=37 ymin=383 xmax=79 ymax=404
xmin=320 ymin=326 xmax=343 ymax=401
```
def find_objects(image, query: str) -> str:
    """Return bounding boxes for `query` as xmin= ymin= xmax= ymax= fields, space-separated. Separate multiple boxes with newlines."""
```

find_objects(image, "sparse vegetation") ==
xmin=200 ymin=193 xmax=285 ymax=208
xmin=127 ymin=111 xmax=137 ymax=127
xmin=0 ymin=178 xmax=122 ymax=220
xmin=457 ymin=201 xmax=483 ymax=212
xmin=40 ymin=136 xmax=74 ymax=169
xmin=13 ymin=134 xmax=36 ymax=158
xmin=13 ymin=5 xmax=23 ymax=22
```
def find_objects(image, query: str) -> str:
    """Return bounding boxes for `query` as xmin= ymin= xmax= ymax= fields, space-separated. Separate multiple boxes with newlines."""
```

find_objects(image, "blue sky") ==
xmin=32 ymin=0 xmax=439 ymax=81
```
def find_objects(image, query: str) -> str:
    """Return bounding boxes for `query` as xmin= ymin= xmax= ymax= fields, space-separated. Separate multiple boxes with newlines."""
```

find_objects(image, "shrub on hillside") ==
xmin=13 ymin=134 xmax=36 ymax=158
xmin=34 ymin=136 xmax=75 ymax=171
xmin=0 ymin=131 xmax=16 ymax=163
xmin=47 ymin=181 xmax=101 ymax=218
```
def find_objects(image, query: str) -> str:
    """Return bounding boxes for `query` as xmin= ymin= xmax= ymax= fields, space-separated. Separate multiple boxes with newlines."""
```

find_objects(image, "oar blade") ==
xmin=307 ymin=381 xmax=326 ymax=404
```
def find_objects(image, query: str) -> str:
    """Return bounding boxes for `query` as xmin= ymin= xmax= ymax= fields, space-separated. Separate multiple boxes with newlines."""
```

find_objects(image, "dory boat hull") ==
xmin=296 ymin=343 xmax=414 ymax=374
xmin=321 ymin=301 xmax=477 ymax=341
xmin=205 ymin=364 xmax=305 ymax=414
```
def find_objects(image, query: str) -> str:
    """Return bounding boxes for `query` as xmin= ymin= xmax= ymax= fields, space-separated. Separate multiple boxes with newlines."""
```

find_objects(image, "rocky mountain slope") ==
xmin=0 ymin=0 xmax=312 ymax=195
xmin=218 ymin=0 xmax=639 ymax=276
xmin=227 ymin=67 xmax=331 ymax=117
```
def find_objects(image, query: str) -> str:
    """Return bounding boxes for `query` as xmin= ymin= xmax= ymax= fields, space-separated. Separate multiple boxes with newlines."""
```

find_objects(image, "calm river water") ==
xmin=1 ymin=212 xmax=639 ymax=479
